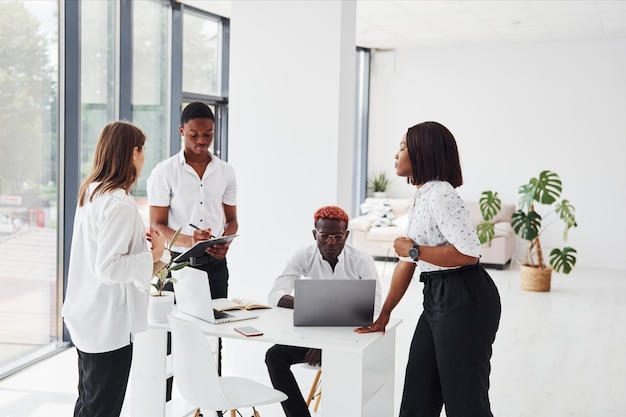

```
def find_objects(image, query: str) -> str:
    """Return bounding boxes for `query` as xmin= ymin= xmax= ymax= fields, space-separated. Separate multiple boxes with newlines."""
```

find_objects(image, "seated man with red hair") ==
xmin=265 ymin=205 xmax=382 ymax=417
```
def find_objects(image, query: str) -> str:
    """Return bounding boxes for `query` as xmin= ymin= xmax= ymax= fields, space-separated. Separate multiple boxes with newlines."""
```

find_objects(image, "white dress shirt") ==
xmin=268 ymin=243 xmax=382 ymax=316
xmin=147 ymin=149 xmax=237 ymax=252
xmin=62 ymin=185 xmax=153 ymax=353
xmin=401 ymin=180 xmax=481 ymax=271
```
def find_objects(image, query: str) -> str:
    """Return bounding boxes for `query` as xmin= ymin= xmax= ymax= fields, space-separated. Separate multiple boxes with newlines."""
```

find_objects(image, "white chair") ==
xmin=168 ymin=315 xmax=288 ymax=417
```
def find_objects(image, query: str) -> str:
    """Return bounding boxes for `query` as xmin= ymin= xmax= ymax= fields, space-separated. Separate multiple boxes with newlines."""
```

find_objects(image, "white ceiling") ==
xmin=183 ymin=0 xmax=626 ymax=49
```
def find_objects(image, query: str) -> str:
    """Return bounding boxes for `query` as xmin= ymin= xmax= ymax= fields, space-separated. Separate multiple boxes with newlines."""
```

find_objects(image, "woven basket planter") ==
xmin=519 ymin=263 xmax=553 ymax=292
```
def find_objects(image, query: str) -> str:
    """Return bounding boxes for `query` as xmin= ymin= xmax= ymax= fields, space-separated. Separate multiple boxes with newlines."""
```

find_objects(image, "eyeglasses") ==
xmin=315 ymin=230 xmax=347 ymax=243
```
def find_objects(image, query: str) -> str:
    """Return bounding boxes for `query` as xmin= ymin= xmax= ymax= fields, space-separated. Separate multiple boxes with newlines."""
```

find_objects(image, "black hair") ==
xmin=406 ymin=121 xmax=463 ymax=188
xmin=180 ymin=102 xmax=215 ymax=126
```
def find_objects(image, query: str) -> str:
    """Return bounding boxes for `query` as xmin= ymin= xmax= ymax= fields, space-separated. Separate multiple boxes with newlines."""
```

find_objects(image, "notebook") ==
xmin=173 ymin=267 xmax=258 ymax=324
xmin=293 ymin=279 xmax=376 ymax=326
xmin=173 ymin=234 xmax=239 ymax=264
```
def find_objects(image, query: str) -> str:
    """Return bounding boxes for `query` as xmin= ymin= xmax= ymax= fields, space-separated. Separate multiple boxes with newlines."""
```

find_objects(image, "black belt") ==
xmin=189 ymin=255 xmax=211 ymax=266
xmin=419 ymin=263 xmax=481 ymax=282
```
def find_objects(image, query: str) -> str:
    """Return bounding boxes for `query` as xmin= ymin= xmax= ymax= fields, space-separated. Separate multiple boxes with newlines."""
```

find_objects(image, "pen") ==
xmin=283 ymin=329 xmax=303 ymax=339
xmin=189 ymin=223 xmax=216 ymax=239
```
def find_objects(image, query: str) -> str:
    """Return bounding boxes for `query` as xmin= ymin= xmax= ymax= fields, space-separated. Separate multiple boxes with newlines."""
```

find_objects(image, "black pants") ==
xmin=265 ymin=344 xmax=312 ymax=417
xmin=74 ymin=344 xmax=133 ymax=417
xmin=399 ymin=264 xmax=501 ymax=417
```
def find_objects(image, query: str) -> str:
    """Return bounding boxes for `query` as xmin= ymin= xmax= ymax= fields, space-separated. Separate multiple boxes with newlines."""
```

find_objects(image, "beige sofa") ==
xmin=349 ymin=197 xmax=516 ymax=269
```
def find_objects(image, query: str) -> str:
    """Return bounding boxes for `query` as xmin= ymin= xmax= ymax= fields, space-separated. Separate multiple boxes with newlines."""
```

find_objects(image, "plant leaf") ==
xmin=479 ymin=190 xmax=501 ymax=221
xmin=534 ymin=170 xmax=562 ymax=205
xmin=511 ymin=210 xmax=541 ymax=241
xmin=169 ymin=262 xmax=189 ymax=272
xmin=158 ymin=269 xmax=169 ymax=280
xmin=517 ymin=182 xmax=536 ymax=212
xmin=476 ymin=222 xmax=495 ymax=245
xmin=170 ymin=227 xmax=183 ymax=250
xmin=549 ymin=247 xmax=577 ymax=274
xmin=556 ymin=199 xmax=578 ymax=241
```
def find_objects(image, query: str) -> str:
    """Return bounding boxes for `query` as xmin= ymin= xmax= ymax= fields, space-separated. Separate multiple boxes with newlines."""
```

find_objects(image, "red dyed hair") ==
xmin=314 ymin=206 xmax=349 ymax=224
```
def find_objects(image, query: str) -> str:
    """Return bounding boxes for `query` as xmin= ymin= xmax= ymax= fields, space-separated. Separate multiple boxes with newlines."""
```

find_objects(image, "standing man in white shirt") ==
xmin=147 ymin=101 xmax=238 ymax=299
xmin=265 ymin=205 xmax=382 ymax=417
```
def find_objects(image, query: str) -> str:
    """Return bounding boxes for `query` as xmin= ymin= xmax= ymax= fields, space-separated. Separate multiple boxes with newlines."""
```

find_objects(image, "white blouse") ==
xmin=62 ymin=185 xmax=153 ymax=353
xmin=402 ymin=181 xmax=481 ymax=272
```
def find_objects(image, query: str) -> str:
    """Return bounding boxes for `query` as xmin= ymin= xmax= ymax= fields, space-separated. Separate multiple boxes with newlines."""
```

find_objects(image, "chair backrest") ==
xmin=167 ymin=315 xmax=232 ymax=409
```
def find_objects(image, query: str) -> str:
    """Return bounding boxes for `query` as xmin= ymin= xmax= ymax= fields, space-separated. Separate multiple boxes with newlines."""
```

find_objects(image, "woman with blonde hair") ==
xmin=62 ymin=121 xmax=166 ymax=417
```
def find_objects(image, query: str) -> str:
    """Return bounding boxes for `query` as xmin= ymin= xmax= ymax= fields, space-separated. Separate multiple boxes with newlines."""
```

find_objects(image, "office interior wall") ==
xmin=227 ymin=1 xmax=357 ymax=293
xmin=367 ymin=39 xmax=626 ymax=270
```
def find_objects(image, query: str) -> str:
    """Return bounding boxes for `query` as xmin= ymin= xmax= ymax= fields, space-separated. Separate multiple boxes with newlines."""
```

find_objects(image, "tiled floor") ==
xmin=0 ymin=262 xmax=624 ymax=417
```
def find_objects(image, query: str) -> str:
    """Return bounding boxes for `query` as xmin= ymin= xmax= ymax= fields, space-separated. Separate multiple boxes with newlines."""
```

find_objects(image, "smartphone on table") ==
xmin=234 ymin=326 xmax=263 ymax=337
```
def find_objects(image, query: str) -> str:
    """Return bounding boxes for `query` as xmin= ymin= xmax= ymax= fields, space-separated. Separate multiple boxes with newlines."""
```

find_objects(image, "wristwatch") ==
xmin=408 ymin=244 xmax=420 ymax=261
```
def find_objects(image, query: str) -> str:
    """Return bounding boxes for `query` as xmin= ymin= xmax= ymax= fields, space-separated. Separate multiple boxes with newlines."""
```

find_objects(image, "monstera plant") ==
xmin=511 ymin=170 xmax=578 ymax=291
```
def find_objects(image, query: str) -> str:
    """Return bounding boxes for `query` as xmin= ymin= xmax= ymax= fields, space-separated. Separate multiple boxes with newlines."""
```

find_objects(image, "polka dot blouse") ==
xmin=404 ymin=181 xmax=481 ymax=271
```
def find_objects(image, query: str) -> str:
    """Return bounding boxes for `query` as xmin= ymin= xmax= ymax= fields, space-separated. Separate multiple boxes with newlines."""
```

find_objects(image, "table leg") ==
xmin=131 ymin=329 xmax=168 ymax=417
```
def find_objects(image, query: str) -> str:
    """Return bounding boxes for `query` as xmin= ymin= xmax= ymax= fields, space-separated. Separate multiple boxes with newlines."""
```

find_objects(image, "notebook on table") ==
xmin=173 ymin=267 xmax=258 ymax=324
xmin=293 ymin=279 xmax=376 ymax=326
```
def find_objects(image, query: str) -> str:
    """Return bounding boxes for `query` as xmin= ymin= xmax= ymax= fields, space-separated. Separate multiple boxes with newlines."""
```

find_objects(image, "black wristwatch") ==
xmin=408 ymin=244 xmax=420 ymax=261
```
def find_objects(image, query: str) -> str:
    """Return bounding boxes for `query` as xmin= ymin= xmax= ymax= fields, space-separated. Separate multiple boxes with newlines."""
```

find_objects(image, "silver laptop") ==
xmin=293 ymin=279 xmax=375 ymax=326
xmin=173 ymin=267 xmax=258 ymax=324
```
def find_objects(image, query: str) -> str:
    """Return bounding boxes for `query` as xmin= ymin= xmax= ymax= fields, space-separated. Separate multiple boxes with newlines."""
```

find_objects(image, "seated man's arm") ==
xmin=268 ymin=248 xmax=308 ymax=307
xmin=277 ymin=295 xmax=294 ymax=308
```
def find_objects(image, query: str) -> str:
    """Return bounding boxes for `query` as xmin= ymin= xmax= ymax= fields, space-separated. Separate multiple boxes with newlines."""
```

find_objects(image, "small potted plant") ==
xmin=148 ymin=228 xmax=189 ymax=321
xmin=511 ymin=170 xmax=578 ymax=291
xmin=368 ymin=172 xmax=391 ymax=198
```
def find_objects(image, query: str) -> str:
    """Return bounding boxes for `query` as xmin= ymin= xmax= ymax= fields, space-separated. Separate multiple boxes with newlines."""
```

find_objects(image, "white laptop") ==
xmin=172 ymin=267 xmax=259 ymax=324
xmin=293 ymin=279 xmax=376 ymax=326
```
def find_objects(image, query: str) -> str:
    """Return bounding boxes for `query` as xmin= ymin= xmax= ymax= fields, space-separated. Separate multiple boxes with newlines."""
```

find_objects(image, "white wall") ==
xmin=367 ymin=39 xmax=626 ymax=270
xmin=227 ymin=0 xmax=357 ymax=296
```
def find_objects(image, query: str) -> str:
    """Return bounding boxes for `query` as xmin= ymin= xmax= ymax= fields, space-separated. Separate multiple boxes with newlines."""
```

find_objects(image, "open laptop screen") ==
xmin=293 ymin=279 xmax=375 ymax=326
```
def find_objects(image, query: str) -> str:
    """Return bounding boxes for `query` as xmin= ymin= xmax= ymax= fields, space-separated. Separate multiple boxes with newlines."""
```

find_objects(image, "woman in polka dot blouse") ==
xmin=356 ymin=121 xmax=501 ymax=417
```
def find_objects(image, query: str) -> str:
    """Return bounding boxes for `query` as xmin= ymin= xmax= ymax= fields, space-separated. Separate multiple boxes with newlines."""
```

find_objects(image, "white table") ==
xmin=131 ymin=307 xmax=402 ymax=417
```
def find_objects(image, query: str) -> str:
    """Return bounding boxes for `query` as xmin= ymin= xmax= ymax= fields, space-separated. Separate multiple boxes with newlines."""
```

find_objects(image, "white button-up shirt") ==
xmin=147 ymin=150 xmax=237 ymax=252
xmin=268 ymin=243 xmax=382 ymax=316
xmin=62 ymin=186 xmax=153 ymax=353
xmin=401 ymin=181 xmax=481 ymax=272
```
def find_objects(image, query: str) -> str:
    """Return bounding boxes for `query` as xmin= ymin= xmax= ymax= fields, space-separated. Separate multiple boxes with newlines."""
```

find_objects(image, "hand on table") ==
xmin=354 ymin=311 xmax=390 ymax=335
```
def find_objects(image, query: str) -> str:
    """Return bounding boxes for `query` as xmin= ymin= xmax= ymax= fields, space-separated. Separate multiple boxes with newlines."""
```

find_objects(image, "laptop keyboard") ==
xmin=213 ymin=309 xmax=232 ymax=319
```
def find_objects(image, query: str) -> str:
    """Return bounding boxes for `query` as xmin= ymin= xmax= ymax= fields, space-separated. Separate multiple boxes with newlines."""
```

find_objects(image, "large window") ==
xmin=182 ymin=10 xmax=221 ymax=96
xmin=132 ymin=0 xmax=171 ymax=222
xmin=0 ymin=0 xmax=231 ymax=379
xmin=0 ymin=1 xmax=59 ymax=376
xmin=80 ymin=1 xmax=116 ymax=180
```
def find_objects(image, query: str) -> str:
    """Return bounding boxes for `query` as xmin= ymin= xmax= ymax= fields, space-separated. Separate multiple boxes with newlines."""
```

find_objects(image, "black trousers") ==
xmin=399 ymin=264 xmax=501 ymax=417
xmin=74 ymin=344 xmax=133 ymax=417
xmin=265 ymin=344 xmax=312 ymax=417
